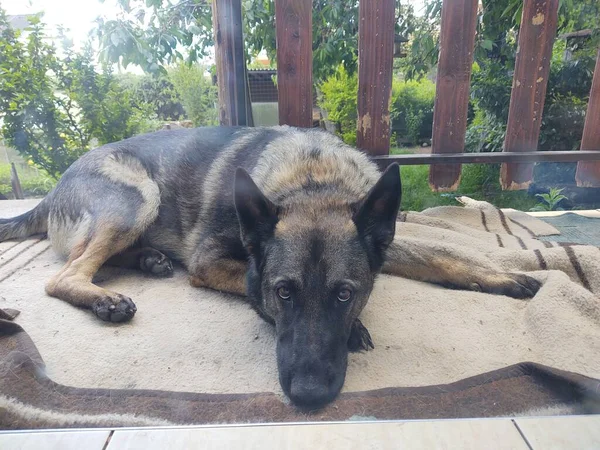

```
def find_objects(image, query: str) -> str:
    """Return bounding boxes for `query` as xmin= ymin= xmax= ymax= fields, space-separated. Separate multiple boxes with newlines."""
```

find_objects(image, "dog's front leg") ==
xmin=189 ymin=252 xmax=248 ymax=296
xmin=383 ymin=239 xmax=541 ymax=299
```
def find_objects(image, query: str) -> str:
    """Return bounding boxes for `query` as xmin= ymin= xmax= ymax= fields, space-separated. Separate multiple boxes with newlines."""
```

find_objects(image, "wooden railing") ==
xmin=212 ymin=0 xmax=600 ymax=190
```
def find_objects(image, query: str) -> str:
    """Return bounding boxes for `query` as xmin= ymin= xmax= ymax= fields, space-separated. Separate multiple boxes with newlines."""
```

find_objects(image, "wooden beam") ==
xmin=10 ymin=163 xmax=24 ymax=200
xmin=372 ymin=150 xmax=600 ymax=170
xmin=212 ymin=0 xmax=249 ymax=126
xmin=275 ymin=0 xmax=312 ymax=127
xmin=500 ymin=0 xmax=559 ymax=190
xmin=575 ymin=48 xmax=600 ymax=187
xmin=356 ymin=0 xmax=395 ymax=156
xmin=428 ymin=0 xmax=479 ymax=192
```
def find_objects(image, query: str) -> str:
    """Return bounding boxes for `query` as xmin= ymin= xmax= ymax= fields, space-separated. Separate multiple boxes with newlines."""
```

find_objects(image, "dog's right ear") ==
xmin=234 ymin=168 xmax=278 ymax=255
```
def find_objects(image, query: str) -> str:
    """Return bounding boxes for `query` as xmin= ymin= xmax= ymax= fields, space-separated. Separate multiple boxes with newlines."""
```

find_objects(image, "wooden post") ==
xmin=356 ymin=0 xmax=395 ymax=155
xmin=575 ymin=47 xmax=600 ymax=187
xmin=275 ymin=0 xmax=313 ymax=127
xmin=212 ymin=0 xmax=249 ymax=126
xmin=428 ymin=0 xmax=479 ymax=191
xmin=500 ymin=0 xmax=559 ymax=190
xmin=10 ymin=163 xmax=24 ymax=200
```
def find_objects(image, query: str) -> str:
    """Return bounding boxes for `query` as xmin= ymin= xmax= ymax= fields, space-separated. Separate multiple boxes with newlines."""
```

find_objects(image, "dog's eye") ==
xmin=276 ymin=286 xmax=291 ymax=300
xmin=337 ymin=288 xmax=352 ymax=302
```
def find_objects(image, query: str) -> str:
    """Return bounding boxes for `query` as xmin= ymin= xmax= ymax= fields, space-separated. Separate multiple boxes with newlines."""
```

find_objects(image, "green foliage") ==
xmin=465 ymin=108 xmax=506 ymax=153
xmin=0 ymin=164 xmax=56 ymax=198
xmin=0 ymin=9 xmax=157 ymax=178
xmin=95 ymin=0 xmax=214 ymax=74
xmin=390 ymin=78 xmax=435 ymax=145
xmin=168 ymin=63 xmax=218 ymax=126
xmin=96 ymin=1 xmax=417 ymax=82
xmin=399 ymin=164 xmax=538 ymax=212
xmin=317 ymin=66 xmax=358 ymax=145
xmin=530 ymin=188 xmax=568 ymax=212
xmin=117 ymin=73 xmax=186 ymax=121
xmin=319 ymin=69 xmax=435 ymax=146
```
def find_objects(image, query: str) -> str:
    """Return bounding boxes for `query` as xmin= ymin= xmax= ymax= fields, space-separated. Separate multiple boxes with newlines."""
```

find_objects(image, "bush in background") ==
xmin=0 ymin=10 xmax=157 ymax=178
xmin=0 ymin=164 xmax=56 ymax=198
xmin=318 ymin=66 xmax=435 ymax=147
xmin=390 ymin=78 xmax=435 ymax=146
xmin=318 ymin=66 xmax=358 ymax=145
xmin=117 ymin=73 xmax=186 ymax=122
xmin=168 ymin=63 xmax=218 ymax=127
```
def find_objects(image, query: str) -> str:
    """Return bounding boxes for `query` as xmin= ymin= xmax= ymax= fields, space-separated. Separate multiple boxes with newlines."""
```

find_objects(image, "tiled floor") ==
xmin=1 ymin=416 xmax=599 ymax=449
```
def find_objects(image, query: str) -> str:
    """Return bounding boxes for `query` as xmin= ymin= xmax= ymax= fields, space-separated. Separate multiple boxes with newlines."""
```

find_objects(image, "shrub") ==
xmin=464 ymin=108 xmax=506 ymax=153
xmin=390 ymin=78 xmax=435 ymax=145
xmin=0 ymin=164 xmax=56 ymax=198
xmin=318 ymin=66 xmax=358 ymax=145
xmin=318 ymin=67 xmax=435 ymax=146
xmin=117 ymin=73 xmax=186 ymax=122
xmin=0 ymin=10 xmax=158 ymax=178
xmin=168 ymin=63 xmax=218 ymax=127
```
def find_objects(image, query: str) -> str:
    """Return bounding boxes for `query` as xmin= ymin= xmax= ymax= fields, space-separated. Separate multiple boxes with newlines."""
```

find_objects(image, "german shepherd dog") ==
xmin=0 ymin=126 xmax=540 ymax=408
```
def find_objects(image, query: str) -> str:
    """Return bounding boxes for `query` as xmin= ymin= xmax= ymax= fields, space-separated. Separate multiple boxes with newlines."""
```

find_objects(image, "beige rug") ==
xmin=1 ymin=199 xmax=599 ymax=408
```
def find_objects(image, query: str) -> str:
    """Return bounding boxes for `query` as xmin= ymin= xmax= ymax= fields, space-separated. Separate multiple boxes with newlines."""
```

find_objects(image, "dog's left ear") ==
xmin=353 ymin=163 xmax=401 ymax=265
xmin=234 ymin=168 xmax=278 ymax=255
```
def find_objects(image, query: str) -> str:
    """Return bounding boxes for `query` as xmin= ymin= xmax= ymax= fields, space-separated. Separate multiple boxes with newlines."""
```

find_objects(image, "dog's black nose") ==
xmin=289 ymin=375 xmax=334 ymax=408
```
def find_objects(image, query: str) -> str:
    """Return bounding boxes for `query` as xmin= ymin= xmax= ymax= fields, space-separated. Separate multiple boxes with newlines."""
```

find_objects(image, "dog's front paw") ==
xmin=471 ymin=273 xmax=541 ymax=299
xmin=348 ymin=318 xmax=374 ymax=352
xmin=92 ymin=294 xmax=137 ymax=323
xmin=139 ymin=249 xmax=173 ymax=277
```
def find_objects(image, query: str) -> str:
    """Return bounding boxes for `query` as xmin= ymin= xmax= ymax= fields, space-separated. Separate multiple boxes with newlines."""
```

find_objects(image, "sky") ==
xmin=2 ymin=0 xmax=118 ymax=44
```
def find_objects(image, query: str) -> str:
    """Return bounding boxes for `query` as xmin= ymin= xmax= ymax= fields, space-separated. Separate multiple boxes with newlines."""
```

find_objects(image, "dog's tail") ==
xmin=0 ymin=197 xmax=50 ymax=242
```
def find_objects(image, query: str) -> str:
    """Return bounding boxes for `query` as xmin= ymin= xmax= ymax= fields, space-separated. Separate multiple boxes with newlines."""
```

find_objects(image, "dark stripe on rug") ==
xmin=496 ymin=209 xmax=514 ymax=235
xmin=515 ymin=236 xmax=528 ymax=250
xmin=509 ymin=218 xmax=537 ymax=239
xmin=533 ymin=249 xmax=548 ymax=270
xmin=564 ymin=246 xmax=591 ymax=291
xmin=543 ymin=240 xmax=554 ymax=248
xmin=0 ymin=240 xmax=23 ymax=256
xmin=496 ymin=234 xmax=504 ymax=248
xmin=0 ymin=239 xmax=45 ymax=270
xmin=0 ymin=245 xmax=51 ymax=284
xmin=480 ymin=210 xmax=490 ymax=232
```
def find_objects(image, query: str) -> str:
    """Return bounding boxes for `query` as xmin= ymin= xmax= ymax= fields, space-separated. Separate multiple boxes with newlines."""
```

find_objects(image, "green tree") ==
xmin=95 ymin=0 xmax=416 ymax=81
xmin=0 ymin=9 xmax=156 ymax=178
xmin=168 ymin=63 xmax=218 ymax=126
xmin=117 ymin=73 xmax=186 ymax=121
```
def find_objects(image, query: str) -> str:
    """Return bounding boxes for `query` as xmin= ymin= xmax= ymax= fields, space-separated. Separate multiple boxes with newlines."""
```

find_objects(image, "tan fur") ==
xmin=384 ymin=238 xmax=529 ymax=293
xmin=189 ymin=259 xmax=247 ymax=296
xmin=100 ymin=154 xmax=161 ymax=235
xmin=46 ymin=231 xmax=133 ymax=308
xmin=46 ymin=155 xmax=161 ymax=311
xmin=252 ymin=130 xmax=380 ymax=203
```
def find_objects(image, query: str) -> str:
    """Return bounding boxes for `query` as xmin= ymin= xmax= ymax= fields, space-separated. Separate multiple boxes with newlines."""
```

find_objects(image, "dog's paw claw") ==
xmin=348 ymin=318 xmax=374 ymax=352
xmin=93 ymin=294 xmax=137 ymax=323
xmin=504 ymin=273 xmax=541 ymax=299
xmin=473 ymin=273 xmax=541 ymax=299
xmin=140 ymin=249 xmax=174 ymax=277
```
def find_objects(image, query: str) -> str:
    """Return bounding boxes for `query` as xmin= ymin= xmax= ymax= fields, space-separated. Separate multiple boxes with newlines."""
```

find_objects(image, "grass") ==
xmin=389 ymin=146 xmax=539 ymax=212
xmin=0 ymin=164 xmax=57 ymax=199
xmin=399 ymin=164 xmax=539 ymax=212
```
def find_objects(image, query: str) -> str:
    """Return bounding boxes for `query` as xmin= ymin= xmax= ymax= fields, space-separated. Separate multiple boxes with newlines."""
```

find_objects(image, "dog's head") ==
xmin=233 ymin=164 xmax=401 ymax=409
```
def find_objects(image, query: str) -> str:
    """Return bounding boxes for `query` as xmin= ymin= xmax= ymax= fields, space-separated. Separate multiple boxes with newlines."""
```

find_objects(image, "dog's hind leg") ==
xmin=106 ymin=247 xmax=174 ymax=277
xmin=383 ymin=239 xmax=541 ymax=299
xmin=46 ymin=230 xmax=140 ymax=322
xmin=45 ymin=153 xmax=161 ymax=322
